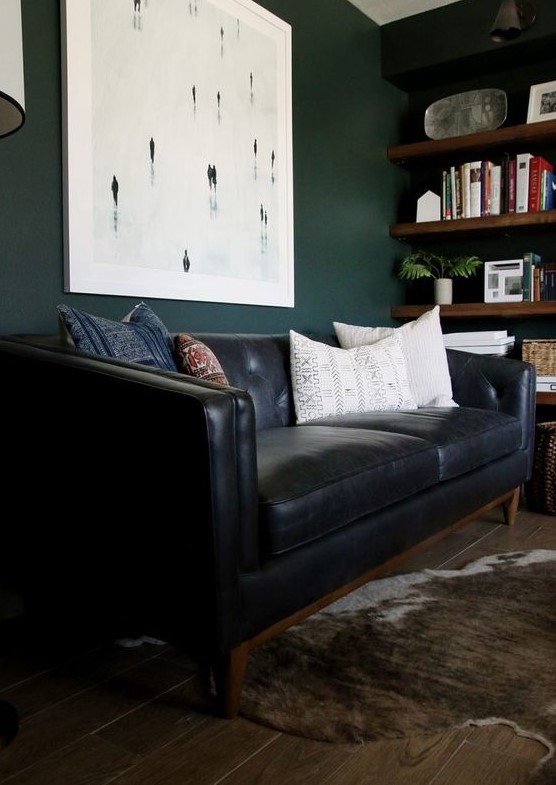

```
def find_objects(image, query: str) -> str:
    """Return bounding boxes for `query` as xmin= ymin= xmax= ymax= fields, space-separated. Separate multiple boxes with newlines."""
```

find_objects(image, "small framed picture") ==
xmin=527 ymin=80 xmax=556 ymax=123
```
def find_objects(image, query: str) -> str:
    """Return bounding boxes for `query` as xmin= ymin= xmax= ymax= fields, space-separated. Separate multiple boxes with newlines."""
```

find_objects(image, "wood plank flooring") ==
xmin=0 ymin=503 xmax=554 ymax=785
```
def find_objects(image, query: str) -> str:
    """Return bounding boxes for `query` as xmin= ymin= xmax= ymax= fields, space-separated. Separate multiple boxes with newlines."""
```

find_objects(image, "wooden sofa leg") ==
xmin=214 ymin=642 xmax=250 ymax=719
xmin=503 ymin=487 xmax=520 ymax=526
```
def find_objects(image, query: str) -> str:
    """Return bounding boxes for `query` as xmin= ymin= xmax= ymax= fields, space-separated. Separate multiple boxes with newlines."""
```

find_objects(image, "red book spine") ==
xmin=528 ymin=156 xmax=554 ymax=212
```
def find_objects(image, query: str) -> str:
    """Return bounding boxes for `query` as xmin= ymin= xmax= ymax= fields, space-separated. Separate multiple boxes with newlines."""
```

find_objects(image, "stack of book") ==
xmin=440 ymin=152 xmax=556 ymax=220
xmin=443 ymin=330 xmax=515 ymax=356
xmin=522 ymin=251 xmax=556 ymax=301
xmin=537 ymin=377 xmax=556 ymax=394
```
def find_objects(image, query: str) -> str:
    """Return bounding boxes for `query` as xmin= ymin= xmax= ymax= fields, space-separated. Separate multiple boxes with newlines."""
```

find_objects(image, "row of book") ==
xmin=442 ymin=330 xmax=515 ymax=356
xmin=522 ymin=252 xmax=556 ymax=302
xmin=440 ymin=153 xmax=556 ymax=220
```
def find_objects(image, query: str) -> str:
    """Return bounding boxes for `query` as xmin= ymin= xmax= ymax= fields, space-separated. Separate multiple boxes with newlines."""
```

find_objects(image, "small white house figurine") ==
xmin=416 ymin=190 xmax=441 ymax=223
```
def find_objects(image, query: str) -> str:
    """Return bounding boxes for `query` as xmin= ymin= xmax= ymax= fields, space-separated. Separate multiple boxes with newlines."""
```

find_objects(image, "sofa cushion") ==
xmin=290 ymin=330 xmax=416 ymax=424
xmin=302 ymin=407 xmax=523 ymax=482
xmin=57 ymin=302 xmax=177 ymax=371
xmin=333 ymin=306 xmax=456 ymax=408
xmin=256 ymin=425 xmax=439 ymax=555
xmin=174 ymin=334 xmax=229 ymax=385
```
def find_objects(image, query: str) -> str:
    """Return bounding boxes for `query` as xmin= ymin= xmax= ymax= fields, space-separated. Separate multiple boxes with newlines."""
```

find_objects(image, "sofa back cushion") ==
xmin=191 ymin=333 xmax=295 ymax=429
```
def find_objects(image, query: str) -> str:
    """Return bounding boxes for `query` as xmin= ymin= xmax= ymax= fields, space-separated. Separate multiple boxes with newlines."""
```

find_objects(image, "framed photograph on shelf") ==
xmin=60 ymin=0 xmax=294 ymax=307
xmin=527 ymin=80 xmax=556 ymax=124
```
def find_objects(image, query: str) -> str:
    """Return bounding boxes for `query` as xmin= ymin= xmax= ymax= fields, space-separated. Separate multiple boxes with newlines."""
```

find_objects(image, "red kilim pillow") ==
xmin=174 ymin=334 xmax=229 ymax=386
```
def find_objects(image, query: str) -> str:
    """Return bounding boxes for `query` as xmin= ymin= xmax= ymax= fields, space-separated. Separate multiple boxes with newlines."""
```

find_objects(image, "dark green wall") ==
xmin=0 ymin=0 xmax=407 ymax=335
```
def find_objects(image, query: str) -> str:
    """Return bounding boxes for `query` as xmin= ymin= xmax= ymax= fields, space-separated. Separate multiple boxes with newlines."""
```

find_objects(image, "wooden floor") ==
xmin=0 ymin=503 xmax=554 ymax=785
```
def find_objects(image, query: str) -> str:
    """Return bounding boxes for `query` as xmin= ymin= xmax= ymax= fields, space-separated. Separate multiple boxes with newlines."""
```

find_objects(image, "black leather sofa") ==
xmin=0 ymin=332 xmax=536 ymax=718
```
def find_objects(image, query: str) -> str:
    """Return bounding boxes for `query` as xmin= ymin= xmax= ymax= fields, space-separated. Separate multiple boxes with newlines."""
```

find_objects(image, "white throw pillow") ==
xmin=290 ymin=330 xmax=417 ymax=424
xmin=333 ymin=306 xmax=457 ymax=408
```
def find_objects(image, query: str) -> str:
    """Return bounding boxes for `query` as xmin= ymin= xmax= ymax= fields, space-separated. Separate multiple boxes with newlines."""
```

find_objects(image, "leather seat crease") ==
xmin=256 ymin=425 xmax=439 ymax=556
xmin=303 ymin=407 xmax=522 ymax=482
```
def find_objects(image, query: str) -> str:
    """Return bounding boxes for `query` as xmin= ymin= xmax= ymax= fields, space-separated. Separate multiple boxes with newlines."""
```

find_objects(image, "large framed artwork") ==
xmin=60 ymin=0 xmax=294 ymax=307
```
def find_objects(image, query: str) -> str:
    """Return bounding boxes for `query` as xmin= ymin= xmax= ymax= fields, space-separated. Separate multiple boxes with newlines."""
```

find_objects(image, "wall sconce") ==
xmin=0 ymin=0 xmax=25 ymax=138
xmin=491 ymin=0 xmax=536 ymax=42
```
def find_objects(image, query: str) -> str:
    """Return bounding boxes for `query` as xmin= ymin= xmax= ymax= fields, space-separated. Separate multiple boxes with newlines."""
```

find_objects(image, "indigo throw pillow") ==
xmin=57 ymin=302 xmax=178 ymax=371
xmin=174 ymin=334 xmax=229 ymax=385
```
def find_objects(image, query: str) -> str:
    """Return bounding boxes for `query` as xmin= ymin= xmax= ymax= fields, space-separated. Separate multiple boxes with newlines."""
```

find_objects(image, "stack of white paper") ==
xmin=536 ymin=377 xmax=556 ymax=393
xmin=443 ymin=330 xmax=515 ymax=356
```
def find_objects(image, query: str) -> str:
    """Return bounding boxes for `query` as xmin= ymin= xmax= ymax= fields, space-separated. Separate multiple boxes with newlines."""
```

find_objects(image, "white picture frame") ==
xmin=60 ymin=0 xmax=294 ymax=307
xmin=484 ymin=260 xmax=523 ymax=303
xmin=526 ymin=80 xmax=556 ymax=124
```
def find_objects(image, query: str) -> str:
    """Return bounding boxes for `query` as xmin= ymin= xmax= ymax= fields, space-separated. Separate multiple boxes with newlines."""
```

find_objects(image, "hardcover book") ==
xmin=490 ymin=164 xmax=502 ymax=216
xmin=443 ymin=330 xmax=508 ymax=346
xmin=469 ymin=161 xmax=482 ymax=218
xmin=528 ymin=155 xmax=553 ymax=212
xmin=515 ymin=152 xmax=533 ymax=213
xmin=507 ymin=156 xmax=517 ymax=213
xmin=522 ymin=251 xmax=541 ymax=302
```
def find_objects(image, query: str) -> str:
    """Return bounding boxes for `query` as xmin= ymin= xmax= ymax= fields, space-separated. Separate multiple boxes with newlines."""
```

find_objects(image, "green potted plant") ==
xmin=396 ymin=250 xmax=483 ymax=305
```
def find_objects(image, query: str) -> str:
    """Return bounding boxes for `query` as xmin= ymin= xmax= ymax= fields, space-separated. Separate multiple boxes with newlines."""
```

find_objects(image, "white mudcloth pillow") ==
xmin=333 ymin=306 xmax=457 ymax=408
xmin=290 ymin=330 xmax=417 ymax=424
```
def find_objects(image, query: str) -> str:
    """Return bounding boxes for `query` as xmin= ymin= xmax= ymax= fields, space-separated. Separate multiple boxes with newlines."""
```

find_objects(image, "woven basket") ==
xmin=525 ymin=421 xmax=556 ymax=516
xmin=522 ymin=339 xmax=556 ymax=376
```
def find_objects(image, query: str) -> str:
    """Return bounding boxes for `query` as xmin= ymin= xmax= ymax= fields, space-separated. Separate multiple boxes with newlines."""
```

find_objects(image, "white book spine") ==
xmin=515 ymin=153 xmax=533 ymax=213
xmin=469 ymin=161 xmax=482 ymax=218
xmin=490 ymin=164 xmax=502 ymax=216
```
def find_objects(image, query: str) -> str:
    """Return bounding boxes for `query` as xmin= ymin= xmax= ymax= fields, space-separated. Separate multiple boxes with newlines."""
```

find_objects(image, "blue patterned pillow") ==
xmin=57 ymin=302 xmax=178 ymax=372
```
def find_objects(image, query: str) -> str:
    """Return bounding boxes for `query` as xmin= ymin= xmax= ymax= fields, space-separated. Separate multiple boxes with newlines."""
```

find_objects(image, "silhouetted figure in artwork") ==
xmin=253 ymin=138 xmax=257 ymax=158
xmin=149 ymin=137 xmax=155 ymax=164
xmin=260 ymin=203 xmax=264 ymax=222
xmin=211 ymin=165 xmax=217 ymax=190
xmin=183 ymin=249 xmax=190 ymax=272
xmin=207 ymin=164 xmax=214 ymax=189
xmin=192 ymin=85 xmax=196 ymax=105
xmin=111 ymin=175 xmax=119 ymax=207
xmin=217 ymin=91 xmax=221 ymax=109
xmin=271 ymin=150 xmax=275 ymax=168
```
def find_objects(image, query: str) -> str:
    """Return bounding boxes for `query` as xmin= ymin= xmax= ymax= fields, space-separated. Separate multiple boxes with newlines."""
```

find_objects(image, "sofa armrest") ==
xmin=447 ymin=348 xmax=536 ymax=474
xmin=0 ymin=336 xmax=259 ymax=651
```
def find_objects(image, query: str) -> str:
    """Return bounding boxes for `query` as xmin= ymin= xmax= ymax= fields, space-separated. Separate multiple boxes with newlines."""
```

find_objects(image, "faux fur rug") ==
xmin=241 ymin=550 xmax=556 ymax=784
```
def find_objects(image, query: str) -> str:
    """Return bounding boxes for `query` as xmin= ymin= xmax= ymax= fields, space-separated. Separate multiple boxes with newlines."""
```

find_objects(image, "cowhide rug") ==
xmin=241 ymin=550 xmax=556 ymax=785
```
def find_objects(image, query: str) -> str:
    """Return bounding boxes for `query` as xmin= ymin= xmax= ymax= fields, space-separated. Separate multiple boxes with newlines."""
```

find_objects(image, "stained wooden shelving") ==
xmin=387 ymin=118 xmax=556 ymax=167
xmin=388 ymin=119 xmax=556 ymax=241
xmin=391 ymin=301 xmax=556 ymax=320
xmin=390 ymin=210 xmax=556 ymax=241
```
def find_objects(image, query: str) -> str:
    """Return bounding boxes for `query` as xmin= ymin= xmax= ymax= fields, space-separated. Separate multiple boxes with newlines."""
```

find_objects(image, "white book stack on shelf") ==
xmin=536 ymin=377 xmax=556 ymax=393
xmin=443 ymin=330 xmax=515 ymax=356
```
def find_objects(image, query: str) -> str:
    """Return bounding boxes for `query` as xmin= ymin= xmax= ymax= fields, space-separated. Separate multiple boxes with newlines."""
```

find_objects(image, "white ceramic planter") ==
xmin=434 ymin=278 xmax=453 ymax=305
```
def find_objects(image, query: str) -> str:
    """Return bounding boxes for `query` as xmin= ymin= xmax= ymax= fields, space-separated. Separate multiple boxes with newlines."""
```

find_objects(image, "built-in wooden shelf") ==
xmin=391 ymin=301 xmax=556 ymax=319
xmin=388 ymin=123 xmax=556 ymax=407
xmin=390 ymin=210 xmax=556 ymax=241
xmin=387 ymin=118 xmax=556 ymax=167
xmin=388 ymin=119 xmax=556 ymax=241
